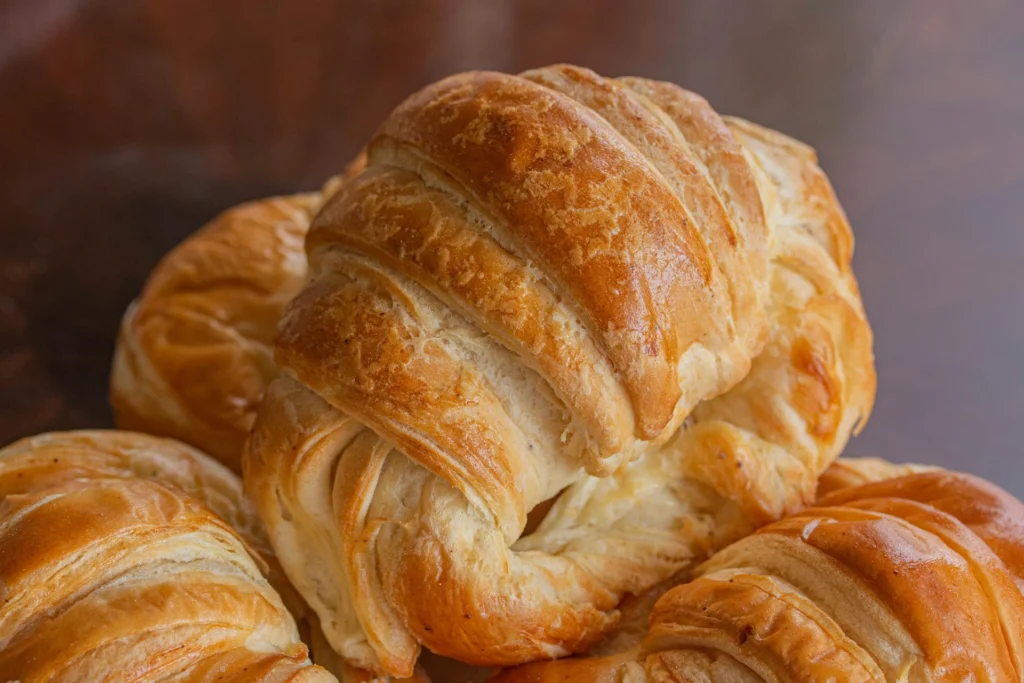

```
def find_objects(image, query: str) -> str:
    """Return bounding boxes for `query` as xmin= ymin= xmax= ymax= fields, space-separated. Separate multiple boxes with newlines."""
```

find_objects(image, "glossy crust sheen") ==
xmin=245 ymin=65 xmax=874 ymax=675
xmin=496 ymin=466 xmax=1024 ymax=682
xmin=0 ymin=432 xmax=340 ymax=676
xmin=0 ymin=430 xmax=334 ymax=682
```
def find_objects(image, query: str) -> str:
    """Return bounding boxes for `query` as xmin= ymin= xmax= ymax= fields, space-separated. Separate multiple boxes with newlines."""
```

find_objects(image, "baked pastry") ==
xmin=244 ymin=64 xmax=874 ymax=675
xmin=109 ymin=193 xmax=317 ymax=472
xmin=109 ymin=152 xmax=366 ymax=473
xmin=816 ymin=455 xmax=934 ymax=498
xmin=494 ymin=466 xmax=1024 ymax=681
xmin=0 ymin=430 xmax=333 ymax=681
xmin=0 ymin=430 xmax=279 ymax=562
xmin=0 ymin=431 xmax=355 ymax=676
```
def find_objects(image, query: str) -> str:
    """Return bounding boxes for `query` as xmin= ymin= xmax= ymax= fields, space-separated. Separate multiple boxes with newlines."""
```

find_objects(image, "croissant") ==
xmin=109 ymin=193 xmax=317 ymax=472
xmin=244 ymin=64 xmax=874 ymax=675
xmin=0 ymin=430 xmax=333 ymax=682
xmin=109 ymin=155 xmax=365 ymax=474
xmin=496 ymin=466 xmax=1024 ymax=682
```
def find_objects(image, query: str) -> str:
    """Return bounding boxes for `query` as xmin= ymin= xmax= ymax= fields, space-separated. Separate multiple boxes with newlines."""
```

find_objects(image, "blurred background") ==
xmin=1 ymin=0 xmax=1021 ymax=492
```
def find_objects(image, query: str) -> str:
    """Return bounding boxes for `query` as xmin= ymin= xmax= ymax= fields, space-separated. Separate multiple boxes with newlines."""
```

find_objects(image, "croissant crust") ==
xmin=0 ymin=430 xmax=334 ymax=682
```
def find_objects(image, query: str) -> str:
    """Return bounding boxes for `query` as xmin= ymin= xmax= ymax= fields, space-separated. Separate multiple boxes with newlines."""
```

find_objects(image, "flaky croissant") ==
xmin=0 ymin=430 xmax=333 ymax=682
xmin=109 ymin=153 xmax=366 ymax=473
xmin=497 ymin=466 xmax=1024 ymax=682
xmin=109 ymin=194 xmax=318 ymax=472
xmin=244 ymin=64 xmax=874 ymax=676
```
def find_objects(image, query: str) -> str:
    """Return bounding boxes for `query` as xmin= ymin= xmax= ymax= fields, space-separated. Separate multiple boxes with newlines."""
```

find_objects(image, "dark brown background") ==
xmin=1 ymin=0 xmax=1022 ymax=492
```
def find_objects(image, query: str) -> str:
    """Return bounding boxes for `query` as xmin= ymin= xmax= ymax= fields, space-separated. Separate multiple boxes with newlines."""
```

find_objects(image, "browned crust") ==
xmin=0 ymin=430 xmax=333 ymax=681
xmin=110 ymin=194 xmax=318 ymax=471
xmin=369 ymin=70 xmax=719 ymax=438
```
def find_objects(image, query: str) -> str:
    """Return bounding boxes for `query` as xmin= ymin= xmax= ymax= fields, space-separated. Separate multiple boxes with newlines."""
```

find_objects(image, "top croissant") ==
xmin=278 ymin=65 xmax=773 ymax=480
xmin=245 ymin=65 xmax=873 ymax=675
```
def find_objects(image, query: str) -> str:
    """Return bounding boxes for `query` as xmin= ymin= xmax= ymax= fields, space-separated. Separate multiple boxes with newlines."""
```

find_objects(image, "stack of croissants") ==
xmin=3 ymin=65 xmax=1021 ymax=682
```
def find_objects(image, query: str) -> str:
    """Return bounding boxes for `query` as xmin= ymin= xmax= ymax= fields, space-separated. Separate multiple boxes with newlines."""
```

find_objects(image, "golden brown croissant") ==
xmin=0 ymin=431 xmax=353 ymax=677
xmin=0 ymin=430 xmax=334 ymax=682
xmin=109 ymin=194 xmax=318 ymax=472
xmin=109 ymin=154 xmax=366 ymax=473
xmin=244 ymin=65 xmax=874 ymax=675
xmin=496 ymin=466 xmax=1024 ymax=682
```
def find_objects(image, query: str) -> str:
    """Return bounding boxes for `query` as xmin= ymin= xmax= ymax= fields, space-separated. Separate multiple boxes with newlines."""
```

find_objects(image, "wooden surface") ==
xmin=1 ymin=0 xmax=1022 ymax=492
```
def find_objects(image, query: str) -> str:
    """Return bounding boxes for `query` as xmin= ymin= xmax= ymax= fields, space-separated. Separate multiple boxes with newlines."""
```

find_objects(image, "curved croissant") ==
xmin=109 ymin=194 xmax=317 ymax=472
xmin=0 ymin=433 xmax=341 ymax=676
xmin=0 ymin=430 xmax=333 ymax=682
xmin=109 ymin=156 xmax=364 ymax=473
xmin=245 ymin=65 xmax=874 ymax=675
xmin=497 ymin=467 xmax=1024 ymax=682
